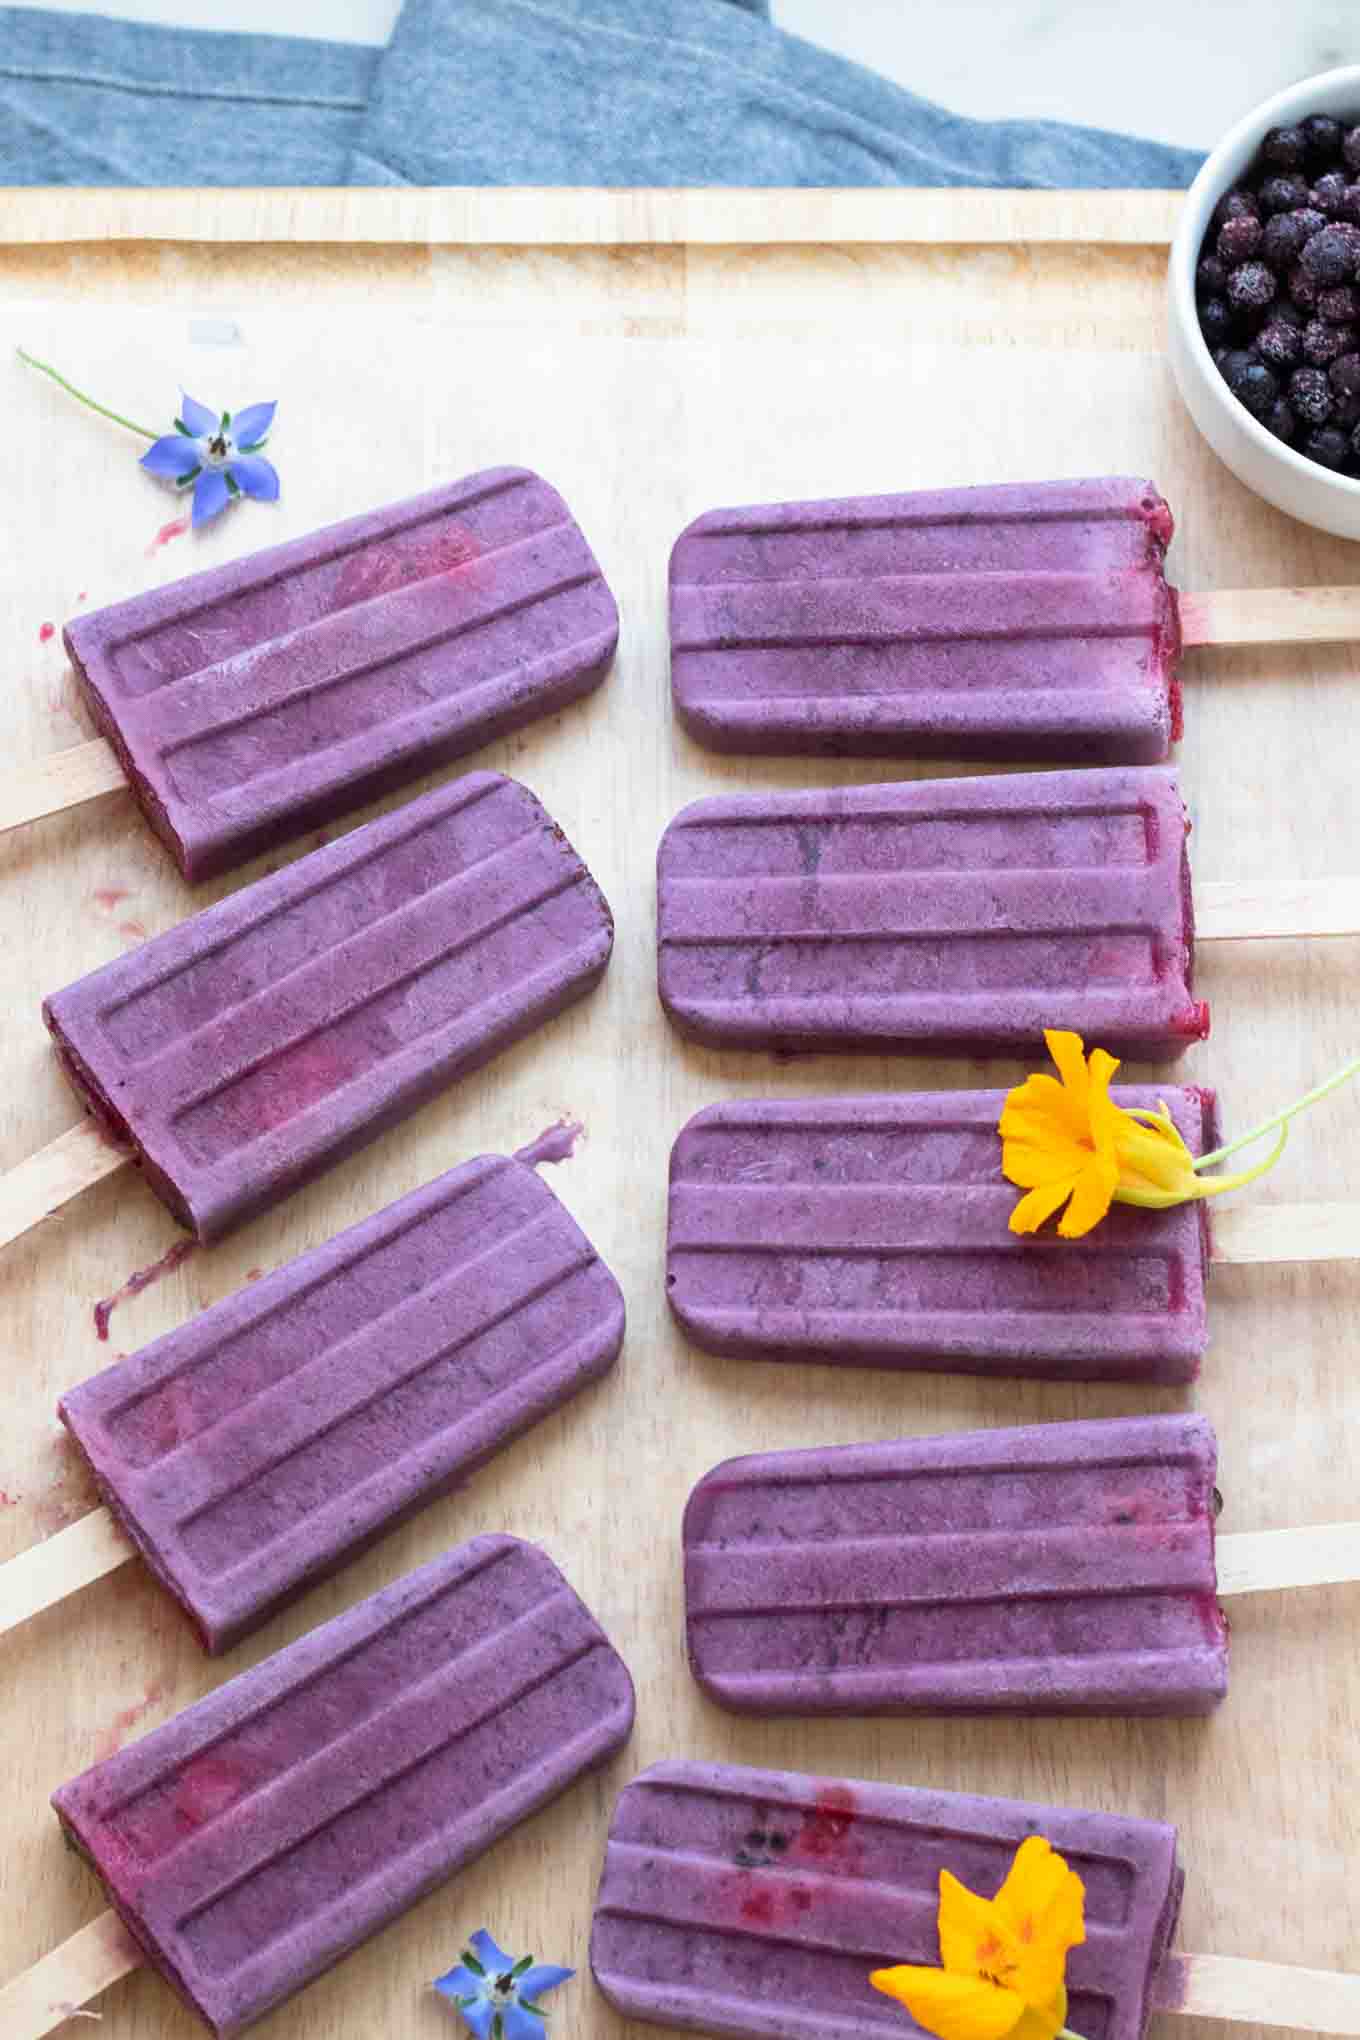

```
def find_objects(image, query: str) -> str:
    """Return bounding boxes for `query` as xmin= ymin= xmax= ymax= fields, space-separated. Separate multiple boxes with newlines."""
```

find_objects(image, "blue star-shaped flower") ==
xmin=140 ymin=392 xmax=279 ymax=527
xmin=433 ymin=1928 xmax=574 ymax=2039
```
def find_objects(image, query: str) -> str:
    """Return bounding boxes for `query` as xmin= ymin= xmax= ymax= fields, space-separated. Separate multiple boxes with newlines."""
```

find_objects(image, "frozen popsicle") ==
xmin=1 ymin=1536 xmax=634 ymax=2040
xmin=591 ymin=1761 xmax=1360 ymax=2040
xmin=3 ymin=468 xmax=618 ymax=882
xmin=683 ymin=1415 xmax=1360 ymax=1717
xmin=657 ymin=766 xmax=1360 ymax=1060
xmin=26 ymin=770 xmax=611 ymax=1246
xmin=0 ymin=1147 xmax=623 ymax=1653
xmin=669 ymin=475 xmax=1360 ymax=763
xmin=667 ymin=1093 xmax=1360 ymax=1383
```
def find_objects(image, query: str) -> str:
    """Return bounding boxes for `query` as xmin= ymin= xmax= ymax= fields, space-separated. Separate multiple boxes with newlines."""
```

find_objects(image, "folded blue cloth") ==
xmin=355 ymin=0 xmax=1204 ymax=187
xmin=0 ymin=0 xmax=1203 ymax=188
xmin=0 ymin=7 xmax=376 ymax=183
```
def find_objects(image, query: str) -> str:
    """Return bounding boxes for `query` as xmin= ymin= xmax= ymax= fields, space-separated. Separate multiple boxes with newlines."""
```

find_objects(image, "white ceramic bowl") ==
xmin=1168 ymin=66 xmax=1360 ymax=538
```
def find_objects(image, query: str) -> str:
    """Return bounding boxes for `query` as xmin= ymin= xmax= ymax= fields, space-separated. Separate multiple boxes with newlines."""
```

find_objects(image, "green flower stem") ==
xmin=16 ymin=347 xmax=157 ymax=440
xmin=1194 ymin=1054 xmax=1360 ymax=1172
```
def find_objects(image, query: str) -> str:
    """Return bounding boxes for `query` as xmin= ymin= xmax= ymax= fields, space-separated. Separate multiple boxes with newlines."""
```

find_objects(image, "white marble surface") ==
xmin=10 ymin=0 xmax=1358 ymax=149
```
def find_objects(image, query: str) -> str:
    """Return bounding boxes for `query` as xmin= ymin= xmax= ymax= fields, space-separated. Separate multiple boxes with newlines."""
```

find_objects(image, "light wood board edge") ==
xmin=1211 ymin=1202 xmax=1360 ymax=1265
xmin=0 ymin=1912 xmax=141 ymax=2039
xmin=0 ymin=187 xmax=1185 ymax=248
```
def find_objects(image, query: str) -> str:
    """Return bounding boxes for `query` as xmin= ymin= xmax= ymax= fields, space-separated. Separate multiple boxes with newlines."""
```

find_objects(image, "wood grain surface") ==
xmin=0 ymin=199 xmax=1357 ymax=2040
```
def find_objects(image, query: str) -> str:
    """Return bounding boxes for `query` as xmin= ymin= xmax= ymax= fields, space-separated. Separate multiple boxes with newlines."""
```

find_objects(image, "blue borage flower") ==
xmin=16 ymin=349 xmax=280 ymax=530
xmin=140 ymin=393 xmax=280 ymax=527
xmin=434 ymin=1929 xmax=574 ymax=2039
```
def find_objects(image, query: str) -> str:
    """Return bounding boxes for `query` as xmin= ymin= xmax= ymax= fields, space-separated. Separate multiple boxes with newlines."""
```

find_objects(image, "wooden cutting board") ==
xmin=0 ymin=189 xmax=1356 ymax=2040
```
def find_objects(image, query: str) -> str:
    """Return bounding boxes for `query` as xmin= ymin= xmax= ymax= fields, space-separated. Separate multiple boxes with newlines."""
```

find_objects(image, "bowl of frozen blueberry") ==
xmin=1168 ymin=66 xmax=1360 ymax=537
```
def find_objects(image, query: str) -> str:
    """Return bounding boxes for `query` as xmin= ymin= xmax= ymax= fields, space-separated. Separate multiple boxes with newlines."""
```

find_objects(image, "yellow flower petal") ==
xmin=937 ymin=1869 xmax=1022 ymax=1980
xmin=1008 ymin=1176 xmax=1080 ymax=1237
xmin=993 ymin=1838 xmax=1086 ymax=2005
xmin=1044 ymin=1029 xmax=1098 ymax=1106
xmin=1055 ymin=1151 xmax=1119 ymax=1238
xmin=870 ymin=1966 xmax=1030 ymax=2040
xmin=1009 ymin=1997 xmax=1068 ymax=2040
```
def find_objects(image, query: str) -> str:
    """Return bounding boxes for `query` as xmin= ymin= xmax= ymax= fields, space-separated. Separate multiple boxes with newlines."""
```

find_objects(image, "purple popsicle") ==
xmin=591 ymin=1761 xmax=1183 ymax=2040
xmin=667 ymin=1090 xmax=1217 ymax=1384
xmin=67 ymin=467 xmax=619 ymax=881
xmin=656 ymin=766 xmax=1207 ymax=1061
xmin=669 ymin=475 xmax=1181 ymax=764
xmin=50 ymin=1536 xmax=634 ymax=2037
xmin=55 ymin=1150 xmax=623 ymax=1652
xmin=684 ymin=1415 xmax=1228 ymax=1718
xmin=43 ymin=771 xmax=612 ymax=1242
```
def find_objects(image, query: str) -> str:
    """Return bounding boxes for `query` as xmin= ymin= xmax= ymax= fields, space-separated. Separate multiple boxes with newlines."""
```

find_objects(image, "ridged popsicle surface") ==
xmin=44 ymin=771 xmax=613 ymax=1241
xmin=54 ymin=1537 xmax=635 ymax=2039
xmin=592 ymin=1761 xmax=1182 ymax=2040
xmin=67 ymin=467 xmax=619 ymax=880
xmin=684 ymin=1415 xmax=1228 ymax=1717
xmin=656 ymin=766 xmax=1206 ymax=1060
xmin=667 ymin=1089 xmax=1216 ymax=1383
xmin=670 ymin=476 xmax=1180 ymax=764
xmin=59 ymin=1152 xmax=625 ymax=1652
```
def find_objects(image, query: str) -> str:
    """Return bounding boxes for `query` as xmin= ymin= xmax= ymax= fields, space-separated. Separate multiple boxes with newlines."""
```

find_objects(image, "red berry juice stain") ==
xmin=77 ymin=590 xmax=88 ymax=603
xmin=92 ymin=886 xmax=130 ymax=912
xmin=798 ymin=1784 xmax=856 ymax=1854
xmin=331 ymin=525 xmax=484 ymax=608
xmin=93 ymin=1237 xmax=197 ymax=1342
xmin=0 ymin=1488 xmax=17 ymax=1507
xmin=119 ymin=920 xmax=147 ymax=942
xmin=38 ymin=621 xmax=55 ymax=644
xmin=514 ymin=1117 xmax=585 ymax=1169
xmin=146 ymin=516 xmax=190 ymax=558
xmin=94 ymin=1682 xmax=165 ymax=1762
xmin=245 ymin=1266 xmax=264 ymax=1282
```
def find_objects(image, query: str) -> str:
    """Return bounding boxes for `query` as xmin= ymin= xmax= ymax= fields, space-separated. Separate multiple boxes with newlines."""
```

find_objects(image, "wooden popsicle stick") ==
xmin=1216 ymin=1523 xmax=1360 ymax=1597
xmin=1194 ymin=877 xmax=1360 ymax=942
xmin=0 ymin=1121 xmax=129 ymax=1256
xmin=1155 ymin=1952 xmax=1360 ymax=2034
xmin=0 ymin=1912 xmax=142 ymax=2038
xmin=0 ymin=740 xmax=125 ymax=838
xmin=0 ymin=1509 xmax=132 ymax=1641
xmin=1180 ymin=585 xmax=1360 ymax=651
xmin=1212 ymin=1201 xmax=1360 ymax=1266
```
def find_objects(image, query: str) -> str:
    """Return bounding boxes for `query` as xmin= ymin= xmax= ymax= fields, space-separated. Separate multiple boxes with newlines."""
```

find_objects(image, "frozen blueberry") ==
xmin=1334 ymin=390 xmax=1360 ymax=429
xmin=1256 ymin=318 xmax=1302 ymax=366
xmin=1319 ymin=284 xmax=1360 ymax=321
xmin=1264 ymin=397 xmax=1298 ymax=442
xmin=1217 ymin=214 xmax=1263 ymax=263
xmin=1329 ymin=351 xmax=1360 ymax=394
xmin=1303 ymin=317 xmax=1355 ymax=364
xmin=1274 ymin=299 xmax=1306 ymax=328
xmin=1288 ymin=262 xmax=1321 ymax=308
xmin=1258 ymin=173 xmax=1310 ymax=215
xmin=1198 ymin=296 xmax=1235 ymax=345
xmin=1224 ymin=355 xmax=1278 ymax=417
xmin=1311 ymin=170 xmax=1350 ymax=217
xmin=1196 ymin=253 xmax=1228 ymax=297
xmin=1213 ymin=187 xmax=1260 ymax=230
xmin=1304 ymin=114 xmax=1344 ymax=157
xmin=1261 ymin=211 xmax=1308 ymax=266
xmin=1288 ymin=365 xmax=1334 ymax=423
xmin=1345 ymin=126 xmax=1360 ymax=174
xmin=1306 ymin=424 xmax=1349 ymax=468
xmin=1264 ymin=124 xmax=1308 ymax=169
xmin=1340 ymin=184 xmax=1360 ymax=224
xmin=1301 ymin=225 xmax=1357 ymax=282
xmin=1226 ymin=261 xmax=1277 ymax=310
